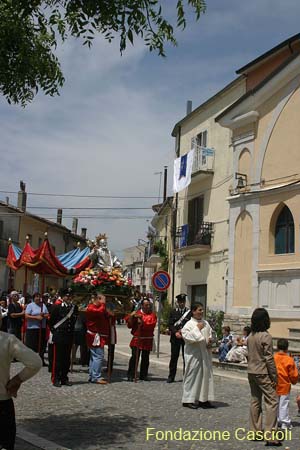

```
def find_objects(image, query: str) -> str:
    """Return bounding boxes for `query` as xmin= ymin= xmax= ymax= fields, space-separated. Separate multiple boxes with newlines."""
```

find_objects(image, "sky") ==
xmin=1 ymin=0 xmax=300 ymax=257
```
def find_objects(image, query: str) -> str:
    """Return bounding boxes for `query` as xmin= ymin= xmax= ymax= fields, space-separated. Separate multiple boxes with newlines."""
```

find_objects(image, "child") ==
xmin=274 ymin=338 xmax=299 ymax=429
xmin=225 ymin=326 xmax=251 ymax=364
xmin=218 ymin=326 xmax=233 ymax=362
xmin=297 ymin=394 xmax=300 ymax=417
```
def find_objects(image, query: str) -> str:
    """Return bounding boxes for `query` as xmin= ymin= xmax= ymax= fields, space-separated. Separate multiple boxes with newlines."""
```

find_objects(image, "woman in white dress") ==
xmin=181 ymin=303 xmax=215 ymax=409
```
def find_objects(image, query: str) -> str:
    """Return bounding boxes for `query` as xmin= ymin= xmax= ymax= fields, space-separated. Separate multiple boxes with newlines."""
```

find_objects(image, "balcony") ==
xmin=192 ymin=146 xmax=214 ymax=175
xmin=144 ymin=240 xmax=166 ymax=268
xmin=175 ymin=222 xmax=213 ymax=255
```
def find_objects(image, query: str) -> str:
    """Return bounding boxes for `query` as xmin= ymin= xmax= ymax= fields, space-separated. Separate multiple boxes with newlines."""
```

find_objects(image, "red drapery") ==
xmin=6 ymin=239 xmax=91 ymax=277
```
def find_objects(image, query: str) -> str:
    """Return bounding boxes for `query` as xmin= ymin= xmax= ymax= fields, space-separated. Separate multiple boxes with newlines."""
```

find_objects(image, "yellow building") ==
xmin=217 ymin=33 xmax=300 ymax=336
xmin=170 ymin=78 xmax=246 ymax=309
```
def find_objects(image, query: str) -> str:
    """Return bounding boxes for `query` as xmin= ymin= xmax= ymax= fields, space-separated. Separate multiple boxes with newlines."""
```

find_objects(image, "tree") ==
xmin=0 ymin=1 xmax=206 ymax=106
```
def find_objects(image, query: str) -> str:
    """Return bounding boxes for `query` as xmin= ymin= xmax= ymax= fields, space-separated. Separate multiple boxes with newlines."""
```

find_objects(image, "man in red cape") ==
xmin=85 ymin=293 xmax=110 ymax=384
xmin=126 ymin=298 xmax=157 ymax=381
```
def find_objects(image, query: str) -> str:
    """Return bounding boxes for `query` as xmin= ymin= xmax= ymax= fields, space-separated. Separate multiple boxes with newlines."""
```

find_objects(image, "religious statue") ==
xmin=88 ymin=234 xmax=122 ymax=271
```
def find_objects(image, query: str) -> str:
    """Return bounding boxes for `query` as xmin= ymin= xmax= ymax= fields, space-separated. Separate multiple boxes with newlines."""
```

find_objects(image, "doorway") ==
xmin=191 ymin=284 xmax=207 ymax=314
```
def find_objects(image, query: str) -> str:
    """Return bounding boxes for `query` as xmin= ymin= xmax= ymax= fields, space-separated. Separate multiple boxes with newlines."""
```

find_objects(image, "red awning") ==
xmin=6 ymin=239 xmax=91 ymax=277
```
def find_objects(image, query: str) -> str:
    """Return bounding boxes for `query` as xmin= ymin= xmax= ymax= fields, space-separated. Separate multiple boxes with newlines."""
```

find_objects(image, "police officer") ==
xmin=49 ymin=288 xmax=78 ymax=387
xmin=166 ymin=293 xmax=191 ymax=383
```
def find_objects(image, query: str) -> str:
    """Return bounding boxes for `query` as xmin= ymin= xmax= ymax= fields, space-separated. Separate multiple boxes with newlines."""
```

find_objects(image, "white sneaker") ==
xmin=281 ymin=423 xmax=292 ymax=430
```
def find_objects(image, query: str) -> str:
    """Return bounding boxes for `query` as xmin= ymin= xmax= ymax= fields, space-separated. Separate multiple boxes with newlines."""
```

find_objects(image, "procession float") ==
xmin=72 ymin=234 xmax=134 ymax=315
xmin=6 ymin=233 xmax=134 ymax=316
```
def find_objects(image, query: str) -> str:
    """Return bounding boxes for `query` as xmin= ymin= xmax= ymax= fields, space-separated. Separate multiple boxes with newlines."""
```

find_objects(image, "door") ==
xmin=191 ymin=284 xmax=207 ymax=314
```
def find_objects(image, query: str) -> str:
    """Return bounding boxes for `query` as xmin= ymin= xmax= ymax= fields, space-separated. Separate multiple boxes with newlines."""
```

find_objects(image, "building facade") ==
xmin=170 ymin=79 xmax=246 ymax=310
xmin=123 ymin=244 xmax=153 ymax=294
xmin=0 ymin=183 xmax=87 ymax=294
xmin=217 ymin=33 xmax=300 ymax=336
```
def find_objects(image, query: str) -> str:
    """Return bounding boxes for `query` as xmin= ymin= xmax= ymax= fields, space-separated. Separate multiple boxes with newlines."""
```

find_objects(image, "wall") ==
xmin=233 ymin=211 xmax=253 ymax=307
xmin=172 ymin=79 xmax=246 ymax=310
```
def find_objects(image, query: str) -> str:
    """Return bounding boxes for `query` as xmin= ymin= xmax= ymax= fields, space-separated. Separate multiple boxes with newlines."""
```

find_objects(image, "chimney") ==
xmin=163 ymin=166 xmax=168 ymax=202
xmin=5 ymin=197 xmax=9 ymax=205
xmin=186 ymin=100 xmax=192 ymax=115
xmin=57 ymin=209 xmax=63 ymax=224
xmin=17 ymin=180 xmax=27 ymax=212
xmin=72 ymin=218 xmax=78 ymax=235
xmin=81 ymin=228 xmax=87 ymax=239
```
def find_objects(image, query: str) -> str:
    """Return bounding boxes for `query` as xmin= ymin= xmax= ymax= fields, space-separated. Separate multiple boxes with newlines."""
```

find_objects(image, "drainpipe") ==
xmin=171 ymin=127 xmax=180 ymax=306
xmin=163 ymin=166 xmax=168 ymax=202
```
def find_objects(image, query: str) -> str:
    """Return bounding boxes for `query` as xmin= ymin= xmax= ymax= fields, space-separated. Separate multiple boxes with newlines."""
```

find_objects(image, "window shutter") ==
xmin=203 ymin=130 xmax=207 ymax=147
xmin=191 ymin=136 xmax=197 ymax=149
xmin=188 ymin=196 xmax=204 ymax=244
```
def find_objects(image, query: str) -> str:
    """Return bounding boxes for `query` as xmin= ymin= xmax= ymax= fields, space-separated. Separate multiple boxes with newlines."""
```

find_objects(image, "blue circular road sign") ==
xmin=152 ymin=270 xmax=171 ymax=292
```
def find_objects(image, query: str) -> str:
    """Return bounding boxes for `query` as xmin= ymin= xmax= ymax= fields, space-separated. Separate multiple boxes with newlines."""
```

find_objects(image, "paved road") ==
xmin=11 ymin=325 xmax=300 ymax=450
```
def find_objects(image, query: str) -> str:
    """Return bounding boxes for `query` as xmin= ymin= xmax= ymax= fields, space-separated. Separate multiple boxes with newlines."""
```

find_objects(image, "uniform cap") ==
xmin=10 ymin=290 xmax=19 ymax=297
xmin=176 ymin=293 xmax=187 ymax=301
xmin=60 ymin=288 xmax=73 ymax=296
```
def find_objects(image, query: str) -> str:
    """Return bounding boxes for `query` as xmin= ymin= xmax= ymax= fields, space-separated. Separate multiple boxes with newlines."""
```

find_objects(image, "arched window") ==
xmin=275 ymin=206 xmax=294 ymax=254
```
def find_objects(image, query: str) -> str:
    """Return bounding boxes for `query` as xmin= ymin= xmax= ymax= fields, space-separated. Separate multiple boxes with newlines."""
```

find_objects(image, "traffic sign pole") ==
xmin=156 ymin=293 xmax=162 ymax=358
xmin=151 ymin=271 xmax=171 ymax=359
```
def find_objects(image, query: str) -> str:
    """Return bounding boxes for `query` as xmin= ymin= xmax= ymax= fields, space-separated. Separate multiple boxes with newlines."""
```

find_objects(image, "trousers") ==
xmin=127 ymin=346 xmax=150 ymax=379
xmin=25 ymin=328 xmax=47 ymax=361
xmin=52 ymin=340 xmax=73 ymax=383
xmin=89 ymin=347 xmax=104 ymax=382
xmin=168 ymin=338 xmax=185 ymax=380
xmin=0 ymin=399 xmax=16 ymax=450
xmin=278 ymin=393 xmax=291 ymax=427
xmin=248 ymin=373 xmax=278 ymax=433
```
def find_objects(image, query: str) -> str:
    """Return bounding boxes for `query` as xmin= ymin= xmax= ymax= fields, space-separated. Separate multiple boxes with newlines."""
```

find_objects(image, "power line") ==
xmin=26 ymin=207 xmax=153 ymax=210
xmin=0 ymin=212 xmax=152 ymax=219
xmin=0 ymin=190 xmax=158 ymax=199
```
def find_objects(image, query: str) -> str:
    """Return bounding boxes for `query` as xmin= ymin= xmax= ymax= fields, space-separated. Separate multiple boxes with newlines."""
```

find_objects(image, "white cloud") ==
xmin=1 ymin=0 xmax=300 ymax=256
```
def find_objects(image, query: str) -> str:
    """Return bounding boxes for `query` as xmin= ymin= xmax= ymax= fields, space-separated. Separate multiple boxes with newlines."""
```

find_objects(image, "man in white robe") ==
xmin=181 ymin=303 xmax=215 ymax=409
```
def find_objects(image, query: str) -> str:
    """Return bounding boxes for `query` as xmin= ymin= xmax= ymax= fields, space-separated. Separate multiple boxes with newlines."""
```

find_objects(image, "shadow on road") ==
xmin=20 ymin=409 xmax=149 ymax=449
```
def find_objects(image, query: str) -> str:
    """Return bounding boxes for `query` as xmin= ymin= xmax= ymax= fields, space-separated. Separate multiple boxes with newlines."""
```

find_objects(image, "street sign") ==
xmin=152 ymin=270 xmax=171 ymax=292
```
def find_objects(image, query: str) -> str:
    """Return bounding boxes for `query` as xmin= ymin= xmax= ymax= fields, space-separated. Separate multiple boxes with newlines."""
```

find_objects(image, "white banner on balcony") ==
xmin=173 ymin=149 xmax=194 ymax=193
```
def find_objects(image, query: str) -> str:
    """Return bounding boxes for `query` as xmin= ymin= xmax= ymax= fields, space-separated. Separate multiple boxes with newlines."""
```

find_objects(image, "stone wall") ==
xmin=223 ymin=313 xmax=251 ymax=335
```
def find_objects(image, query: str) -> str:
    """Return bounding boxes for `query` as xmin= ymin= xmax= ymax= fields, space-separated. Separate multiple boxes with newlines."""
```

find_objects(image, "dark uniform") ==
xmin=167 ymin=294 xmax=191 ymax=383
xmin=49 ymin=293 xmax=78 ymax=387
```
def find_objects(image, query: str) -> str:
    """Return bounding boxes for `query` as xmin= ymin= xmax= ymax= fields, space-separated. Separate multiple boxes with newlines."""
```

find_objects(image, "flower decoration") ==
xmin=72 ymin=267 xmax=133 ymax=296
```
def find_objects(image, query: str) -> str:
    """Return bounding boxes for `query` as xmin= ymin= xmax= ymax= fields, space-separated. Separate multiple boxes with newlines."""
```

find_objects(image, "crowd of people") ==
xmin=1 ymin=289 xmax=300 ymax=449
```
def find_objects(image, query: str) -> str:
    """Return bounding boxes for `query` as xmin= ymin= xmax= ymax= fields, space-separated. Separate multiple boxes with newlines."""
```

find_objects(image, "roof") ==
xmin=171 ymin=76 xmax=244 ymax=137
xmin=151 ymin=196 xmax=173 ymax=214
xmin=215 ymin=52 xmax=300 ymax=123
xmin=236 ymin=33 xmax=300 ymax=75
xmin=0 ymin=201 xmax=86 ymax=242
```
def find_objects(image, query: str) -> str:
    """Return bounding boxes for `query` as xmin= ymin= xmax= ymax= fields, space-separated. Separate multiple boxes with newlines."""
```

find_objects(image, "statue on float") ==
xmin=88 ymin=234 xmax=122 ymax=271
xmin=72 ymin=234 xmax=133 ymax=305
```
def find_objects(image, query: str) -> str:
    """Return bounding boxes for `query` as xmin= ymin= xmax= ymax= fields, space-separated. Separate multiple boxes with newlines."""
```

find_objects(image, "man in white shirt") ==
xmin=0 ymin=310 xmax=42 ymax=450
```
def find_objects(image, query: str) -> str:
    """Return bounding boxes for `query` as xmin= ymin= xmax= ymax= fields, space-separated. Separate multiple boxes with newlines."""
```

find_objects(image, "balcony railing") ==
xmin=175 ymin=222 xmax=213 ymax=249
xmin=192 ymin=145 xmax=214 ymax=174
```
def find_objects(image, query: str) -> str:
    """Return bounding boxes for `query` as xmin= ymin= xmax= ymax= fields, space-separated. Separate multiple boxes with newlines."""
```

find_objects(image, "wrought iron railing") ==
xmin=175 ymin=222 xmax=213 ymax=249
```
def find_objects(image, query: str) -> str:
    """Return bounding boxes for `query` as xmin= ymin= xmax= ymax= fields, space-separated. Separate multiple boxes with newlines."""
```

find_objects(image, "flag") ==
xmin=173 ymin=149 xmax=194 ymax=193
